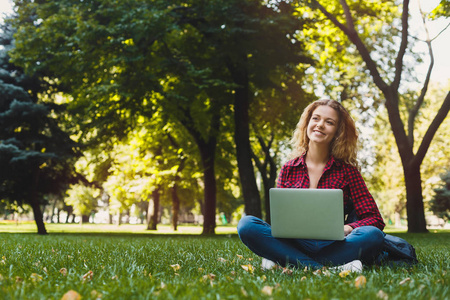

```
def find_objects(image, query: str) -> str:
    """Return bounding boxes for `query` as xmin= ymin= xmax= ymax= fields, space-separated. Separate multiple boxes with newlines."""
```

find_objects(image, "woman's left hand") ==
xmin=344 ymin=225 xmax=353 ymax=236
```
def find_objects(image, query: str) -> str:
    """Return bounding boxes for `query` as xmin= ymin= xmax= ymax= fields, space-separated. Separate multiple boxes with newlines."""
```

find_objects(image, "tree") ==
xmin=308 ymin=0 xmax=450 ymax=232
xmin=10 ymin=0 xmax=312 ymax=233
xmin=430 ymin=170 xmax=450 ymax=223
xmin=0 ymin=20 xmax=79 ymax=234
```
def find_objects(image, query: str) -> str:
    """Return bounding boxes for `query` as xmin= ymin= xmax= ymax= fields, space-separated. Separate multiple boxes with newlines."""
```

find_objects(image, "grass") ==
xmin=0 ymin=225 xmax=448 ymax=299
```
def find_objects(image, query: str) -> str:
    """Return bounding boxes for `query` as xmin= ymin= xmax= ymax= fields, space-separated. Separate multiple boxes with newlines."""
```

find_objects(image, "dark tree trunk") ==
xmin=251 ymin=134 xmax=278 ymax=223
xmin=30 ymin=169 xmax=47 ymax=235
xmin=147 ymin=188 xmax=160 ymax=230
xmin=196 ymin=138 xmax=217 ymax=235
xmin=404 ymin=164 xmax=428 ymax=232
xmin=178 ymin=109 xmax=219 ymax=235
xmin=229 ymin=59 xmax=262 ymax=218
xmin=81 ymin=215 xmax=90 ymax=224
xmin=171 ymin=184 xmax=180 ymax=231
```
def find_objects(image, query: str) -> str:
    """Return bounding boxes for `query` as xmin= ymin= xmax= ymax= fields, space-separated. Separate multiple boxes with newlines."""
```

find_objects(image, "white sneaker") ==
xmin=330 ymin=259 xmax=363 ymax=273
xmin=261 ymin=258 xmax=276 ymax=270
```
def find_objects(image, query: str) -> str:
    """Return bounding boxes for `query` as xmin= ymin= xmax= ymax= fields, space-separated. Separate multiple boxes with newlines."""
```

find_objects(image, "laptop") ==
xmin=269 ymin=188 xmax=344 ymax=240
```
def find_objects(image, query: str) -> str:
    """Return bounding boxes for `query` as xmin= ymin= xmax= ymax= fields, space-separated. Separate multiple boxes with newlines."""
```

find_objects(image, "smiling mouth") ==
xmin=313 ymin=130 xmax=325 ymax=135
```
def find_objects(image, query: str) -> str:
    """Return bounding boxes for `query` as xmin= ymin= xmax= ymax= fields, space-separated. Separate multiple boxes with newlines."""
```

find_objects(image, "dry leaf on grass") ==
xmin=170 ymin=264 xmax=181 ymax=271
xmin=61 ymin=290 xmax=82 ymax=300
xmin=91 ymin=290 xmax=103 ymax=299
xmin=282 ymin=268 xmax=293 ymax=275
xmin=30 ymin=273 xmax=43 ymax=282
xmin=339 ymin=270 xmax=351 ymax=278
xmin=399 ymin=277 xmax=411 ymax=285
xmin=376 ymin=289 xmax=389 ymax=300
xmin=355 ymin=275 xmax=367 ymax=289
xmin=217 ymin=257 xmax=227 ymax=263
xmin=241 ymin=287 xmax=248 ymax=297
xmin=236 ymin=254 xmax=244 ymax=259
xmin=261 ymin=285 xmax=274 ymax=296
xmin=59 ymin=268 xmax=67 ymax=276
xmin=241 ymin=264 xmax=254 ymax=274
xmin=82 ymin=270 xmax=93 ymax=282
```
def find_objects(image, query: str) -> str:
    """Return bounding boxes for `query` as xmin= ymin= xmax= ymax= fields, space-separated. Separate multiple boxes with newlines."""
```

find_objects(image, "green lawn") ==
xmin=0 ymin=224 xmax=448 ymax=299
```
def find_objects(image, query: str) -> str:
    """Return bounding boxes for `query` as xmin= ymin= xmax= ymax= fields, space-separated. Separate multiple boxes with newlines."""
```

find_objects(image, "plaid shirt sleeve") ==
xmin=344 ymin=164 xmax=385 ymax=230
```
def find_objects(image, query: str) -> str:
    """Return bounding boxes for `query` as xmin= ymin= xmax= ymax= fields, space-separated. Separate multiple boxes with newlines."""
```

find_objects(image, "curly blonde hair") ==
xmin=289 ymin=99 xmax=358 ymax=167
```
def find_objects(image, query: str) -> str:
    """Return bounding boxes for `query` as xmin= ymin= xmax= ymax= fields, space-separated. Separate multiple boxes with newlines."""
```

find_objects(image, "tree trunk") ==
xmin=30 ymin=168 xmax=47 ymax=235
xmin=171 ymin=184 xmax=180 ymax=231
xmin=404 ymin=164 xmax=428 ymax=233
xmin=198 ymin=139 xmax=217 ymax=235
xmin=147 ymin=188 xmax=160 ymax=230
xmin=230 ymin=60 xmax=262 ymax=218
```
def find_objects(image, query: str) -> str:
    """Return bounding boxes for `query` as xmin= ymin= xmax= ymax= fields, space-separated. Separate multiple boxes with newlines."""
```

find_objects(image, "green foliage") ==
xmin=429 ymin=0 xmax=450 ymax=19
xmin=430 ymin=171 xmax=450 ymax=222
xmin=0 ymin=20 xmax=79 ymax=211
xmin=65 ymin=185 xmax=100 ymax=218
xmin=0 ymin=231 xmax=448 ymax=299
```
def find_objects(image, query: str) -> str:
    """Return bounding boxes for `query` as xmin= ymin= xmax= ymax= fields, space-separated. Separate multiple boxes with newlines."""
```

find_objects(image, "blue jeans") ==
xmin=237 ymin=215 xmax=385 ymax=269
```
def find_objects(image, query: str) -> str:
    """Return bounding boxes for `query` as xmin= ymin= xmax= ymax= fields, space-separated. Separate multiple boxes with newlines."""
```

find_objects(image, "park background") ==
xmin=0 ymin=0 xmax=449 ymax=236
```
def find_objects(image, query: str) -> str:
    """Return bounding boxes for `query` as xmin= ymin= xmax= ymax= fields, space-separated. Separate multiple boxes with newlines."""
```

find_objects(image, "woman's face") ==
xmin=307 ymin=105 xmax=339 ymax=146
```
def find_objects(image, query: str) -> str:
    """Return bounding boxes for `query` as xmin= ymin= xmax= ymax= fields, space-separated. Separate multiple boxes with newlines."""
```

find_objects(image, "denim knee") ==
xmin=358 ymin=226 xmax=385 ymax=247
xmin=237 ymin=215 xmax=258 ymax=237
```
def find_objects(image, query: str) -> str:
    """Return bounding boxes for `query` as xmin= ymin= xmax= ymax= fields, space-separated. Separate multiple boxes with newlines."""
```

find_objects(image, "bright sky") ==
xmin=0 ymin=0 xmax=448 ymax=84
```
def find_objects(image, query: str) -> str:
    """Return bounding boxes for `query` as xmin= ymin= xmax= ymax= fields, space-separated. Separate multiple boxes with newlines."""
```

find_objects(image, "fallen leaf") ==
xmin=339 ymin=270 xmax=351 ymax=278
xmin=15 ymin=276 xmax=23 ymax=283
xmin=30 ymin=273 xmax=43 ymax=282
xmin=60 ymin=268 xmax=68 ymax=276
xmin=376 ymin=289 xmax=389 ymax=300
xmin=261 ymin=285 xmax=274 ymax=296
xmin=399 ymin=277 xmax=410 ymax=285
xmin=217 ymin=257 xmax=227 ymax=263
xmin=43 ymin=267 xmax=48 ymax=274
xmin=170 ymin=264 xmax=181 ymax=271
xmin=160 ymin=281 xmax=166 ymax=289
xmin=241 ymin=264 xmax=254 ymax=274
xmin=301 ymin=276 xmax=307 ymax=281
xmin=91 ymin=289 xmax=103 ymax=299
xmin=82 ymin=270 xmax=93 ymax=282
xmin=355 ymin=275 xmax=367 ymax=289
xmin=313 ymin=269 xmax=322 ymax=276
xmin=236 ymin=254 xmax=244 ymax=259
xmin=61 ymin=290 xmax=81 ymax=300
xmin=282 ymin=268 xmax=293 ymax=275
xmin=241 ymin=287 xmax=248 ymax=297
xmin=111 ymin=275 xmax=118 ymax=280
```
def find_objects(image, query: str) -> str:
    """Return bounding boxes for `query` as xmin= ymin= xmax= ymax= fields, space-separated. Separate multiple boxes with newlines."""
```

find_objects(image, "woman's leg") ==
xmin=237 ymin=215 xmax=323 ymax=269
xmin=311 ymin=226 xmax=385 ymax=266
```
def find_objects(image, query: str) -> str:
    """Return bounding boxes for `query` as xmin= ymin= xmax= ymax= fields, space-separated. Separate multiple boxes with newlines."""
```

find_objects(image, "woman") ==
xmin=237 ymin=99 xmax=385 ymax=272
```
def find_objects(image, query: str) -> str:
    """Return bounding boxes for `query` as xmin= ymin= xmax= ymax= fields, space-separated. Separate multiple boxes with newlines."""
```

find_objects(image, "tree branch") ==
xmin=408 ymin=1 xmax=434 ymax=147
xmin=392 ymin=0 xmax=410 ymax=90
xmin=414 ymin=91 xmax=450 ymax=168
xmin=311 ymin=0 xmax=389 ymax=92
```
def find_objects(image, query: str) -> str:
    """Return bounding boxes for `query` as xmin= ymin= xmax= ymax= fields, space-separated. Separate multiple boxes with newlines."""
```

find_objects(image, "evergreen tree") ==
xmin=430 ymin=171 xmax=450 ymax=223
xmin=0 ymin=21 xmax=79 ymax=234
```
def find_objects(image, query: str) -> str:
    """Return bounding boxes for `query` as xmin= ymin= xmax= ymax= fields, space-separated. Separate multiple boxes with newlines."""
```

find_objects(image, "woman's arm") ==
xmin=346 ymin=165 xmax=385 ymax=230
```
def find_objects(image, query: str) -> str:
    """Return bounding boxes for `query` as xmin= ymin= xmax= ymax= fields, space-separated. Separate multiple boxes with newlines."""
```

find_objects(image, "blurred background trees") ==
xmin=0 ymin=0 xmax=448 ymax=234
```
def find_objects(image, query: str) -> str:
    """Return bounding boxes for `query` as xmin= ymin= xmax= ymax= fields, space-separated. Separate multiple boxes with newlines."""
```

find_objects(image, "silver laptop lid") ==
xmin=270 ymin=188 xmax=344 ymax=240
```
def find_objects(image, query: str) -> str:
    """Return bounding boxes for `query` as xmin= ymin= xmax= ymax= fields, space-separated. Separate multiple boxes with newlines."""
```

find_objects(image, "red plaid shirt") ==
xmin=277 ymin=155 xmax=385 ymax=230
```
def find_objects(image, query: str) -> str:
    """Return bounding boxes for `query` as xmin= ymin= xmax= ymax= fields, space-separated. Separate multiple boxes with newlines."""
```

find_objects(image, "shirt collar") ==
xmin=292 ymin=153 xmax=342 ymax=169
